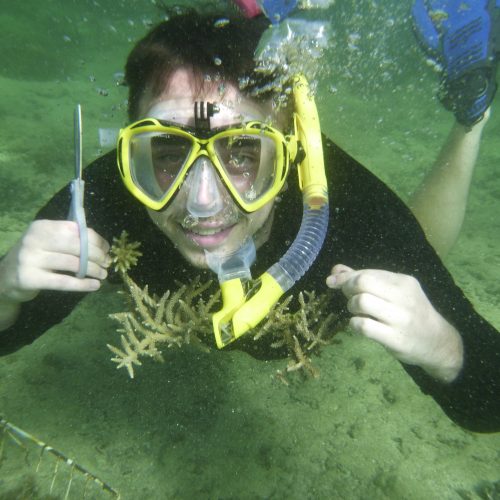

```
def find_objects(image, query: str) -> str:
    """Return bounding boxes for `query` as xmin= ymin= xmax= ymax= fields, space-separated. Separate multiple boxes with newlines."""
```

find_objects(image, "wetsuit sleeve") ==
xmin=0 ymin=289 xmax=86 ymax=356
xmin=324 ymin=140 xmax=500 ymax=433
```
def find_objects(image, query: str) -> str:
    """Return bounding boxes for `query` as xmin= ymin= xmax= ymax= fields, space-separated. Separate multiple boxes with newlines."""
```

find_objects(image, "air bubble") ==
xmin=214 ymin=18 xmax=230 ymax=28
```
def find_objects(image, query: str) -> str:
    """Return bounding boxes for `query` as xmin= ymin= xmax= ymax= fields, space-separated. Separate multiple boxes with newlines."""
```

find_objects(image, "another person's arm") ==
xmin=408 ymin=109 xmax=490 ymax=257
xmin=408 ymin=0 xmax=498 ymax=256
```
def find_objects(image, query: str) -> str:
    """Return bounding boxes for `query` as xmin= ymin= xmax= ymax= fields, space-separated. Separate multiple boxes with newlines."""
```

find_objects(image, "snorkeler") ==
xmin=0 ymin=9 xmax=499 ymax=433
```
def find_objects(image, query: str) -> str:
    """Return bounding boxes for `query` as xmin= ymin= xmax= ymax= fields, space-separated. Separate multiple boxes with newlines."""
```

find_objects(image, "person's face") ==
xmin=138 ymin=68 xmax=278 ymax=268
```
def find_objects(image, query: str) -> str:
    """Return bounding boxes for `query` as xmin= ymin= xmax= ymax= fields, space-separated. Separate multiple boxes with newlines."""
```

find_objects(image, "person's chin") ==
xmin=177 ymin=248 xmax=210 ymax=269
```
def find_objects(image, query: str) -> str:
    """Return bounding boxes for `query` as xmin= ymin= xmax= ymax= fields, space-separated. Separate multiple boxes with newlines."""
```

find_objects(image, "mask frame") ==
xmin=117 ymin=120 xmax=298 ymax=214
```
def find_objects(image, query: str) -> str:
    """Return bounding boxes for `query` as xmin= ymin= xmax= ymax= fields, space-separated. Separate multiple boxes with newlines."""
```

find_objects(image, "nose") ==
xmin=185 ymin=157 xmax=225 ymax=218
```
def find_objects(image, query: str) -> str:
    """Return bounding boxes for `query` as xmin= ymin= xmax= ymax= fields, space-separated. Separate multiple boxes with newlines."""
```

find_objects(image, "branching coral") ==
xmin=107 ymin=231 xmax=342 ymax=379
xmin=109 ymin=230 xmax=143 ymax=274
xmin=108 ymin=273 xmax=217 ymax=378
xmin=254 ymin=290 xmax=339 ymax=379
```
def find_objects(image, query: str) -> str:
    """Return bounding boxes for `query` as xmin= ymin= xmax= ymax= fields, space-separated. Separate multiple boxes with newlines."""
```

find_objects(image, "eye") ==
xmin=152 ymin=147 xmax=186 ymax=171
xmin=219 ymin=137 xmax=261 ymax=175
xmin=151 ymin=136 xmax=191 ymax=175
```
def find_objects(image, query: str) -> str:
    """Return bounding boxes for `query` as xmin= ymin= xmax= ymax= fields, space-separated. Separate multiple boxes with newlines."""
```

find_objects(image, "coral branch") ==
xmin=107 ymin=232 xmax=342 ymax=379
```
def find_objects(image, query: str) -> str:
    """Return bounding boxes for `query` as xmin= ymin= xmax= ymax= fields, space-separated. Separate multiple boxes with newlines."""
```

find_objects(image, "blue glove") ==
xmin=412 ymin=0 xmax=499 ymax=126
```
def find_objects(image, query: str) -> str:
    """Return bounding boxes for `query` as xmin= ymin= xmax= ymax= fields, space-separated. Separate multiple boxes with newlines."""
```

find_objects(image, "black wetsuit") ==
xmin=1 ymin=139 xmax=499 ymax=433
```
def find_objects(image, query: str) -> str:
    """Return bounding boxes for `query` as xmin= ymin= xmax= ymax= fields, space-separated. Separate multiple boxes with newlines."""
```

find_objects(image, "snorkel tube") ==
xmin=212 ymin=74 xmax=329 ymax=348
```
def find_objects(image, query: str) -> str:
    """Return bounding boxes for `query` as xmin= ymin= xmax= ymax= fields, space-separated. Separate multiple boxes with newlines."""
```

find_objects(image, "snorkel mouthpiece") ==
xmin=205 ymin=238 xmax=257 ymax=348
xmin=205 ymin=237 xmax=256 ymax=283
xmin=210 ymin=74 xmax=329 ymax=348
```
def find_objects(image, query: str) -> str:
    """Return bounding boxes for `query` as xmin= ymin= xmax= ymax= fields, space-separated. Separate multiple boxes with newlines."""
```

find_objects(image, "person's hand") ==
xmin=0 ymin=220 xmax=110 ymax=304
xmin=411 ymin=0 xmax=498 ymax=127
xmin=326 ymin=264 xmax=464 ymax=382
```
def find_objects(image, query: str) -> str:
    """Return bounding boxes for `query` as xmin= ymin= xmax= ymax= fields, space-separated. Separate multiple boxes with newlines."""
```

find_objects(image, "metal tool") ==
xmin=68 ymin=104 xmax=88 ymax=278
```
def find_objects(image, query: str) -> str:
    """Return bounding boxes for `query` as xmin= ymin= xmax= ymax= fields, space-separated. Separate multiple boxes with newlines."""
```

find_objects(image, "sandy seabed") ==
xmin=1 ymin=1 xmax=500 ymax=499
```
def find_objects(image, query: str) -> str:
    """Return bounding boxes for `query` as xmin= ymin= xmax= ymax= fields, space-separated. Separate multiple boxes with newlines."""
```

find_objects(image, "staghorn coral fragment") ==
xmin=110 ymin=230 xmax=143 ymax=274
xmin=108 ymin=234 xmax=218 ymax=377
xmin=107 ymin=335 xmax=142 ymax=379
xmin=255 ymin=290 xmax=341 ymax=376
xmin=108 ymin=276 xmax=216 ymax=378
xmin=107 ymin=233 xmax=343 ymax=379
xmin=287 ymin=335 xmax=320 ymax=379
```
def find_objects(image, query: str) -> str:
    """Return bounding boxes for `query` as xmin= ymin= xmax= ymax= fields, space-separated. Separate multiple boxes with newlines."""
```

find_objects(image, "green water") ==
xmin=0 ymin=1 xmax=499 ymax=498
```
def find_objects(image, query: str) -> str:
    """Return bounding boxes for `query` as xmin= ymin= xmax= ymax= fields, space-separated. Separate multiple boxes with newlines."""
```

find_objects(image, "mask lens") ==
xmin=213 ymin=134 xmax=278 ymax=204
xmin=129 ymin=131 xmax=193 ymax=202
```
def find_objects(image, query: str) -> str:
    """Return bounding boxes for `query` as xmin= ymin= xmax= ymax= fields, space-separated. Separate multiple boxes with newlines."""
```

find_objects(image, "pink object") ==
xmin=232 ymin=0 xmax=262 ymax=18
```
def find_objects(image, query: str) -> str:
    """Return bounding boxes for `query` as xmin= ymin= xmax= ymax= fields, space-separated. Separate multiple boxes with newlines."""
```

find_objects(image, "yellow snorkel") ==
xmin=212 ymin=74 xmax=329 ymax=348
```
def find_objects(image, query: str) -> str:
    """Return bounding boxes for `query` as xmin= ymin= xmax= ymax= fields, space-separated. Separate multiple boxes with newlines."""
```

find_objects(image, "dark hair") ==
xmin=125 ymin=10 xmax=275 ymax=120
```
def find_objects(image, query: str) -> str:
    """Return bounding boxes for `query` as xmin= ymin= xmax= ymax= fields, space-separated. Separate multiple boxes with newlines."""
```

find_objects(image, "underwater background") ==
xmin=0 ymin=0 xmax=499 ymax=498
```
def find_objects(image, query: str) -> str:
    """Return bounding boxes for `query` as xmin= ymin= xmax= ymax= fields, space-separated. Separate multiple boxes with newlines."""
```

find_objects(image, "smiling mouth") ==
xmin=185 ymin=225 xmax=232 ymax=236
xmin=179 ymin=221 xmax=237 ymax=247
xmin=180 ymin=211 xmax=240 ymax=235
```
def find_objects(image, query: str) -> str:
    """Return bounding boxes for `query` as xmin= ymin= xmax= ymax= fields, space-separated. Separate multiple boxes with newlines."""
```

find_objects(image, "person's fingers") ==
xmin=326 ymin=264 xmax=354 ymax=288
xmin=341 ymin=269 xmax=395 ymax=295
xmin=346 ymin=292 xmax=406 ymax=327
xmin=27 ymin=221 xmax=110 ymax=261
xmin=25 ymin=221 xmax=110 ymax=268
xmin=349 ymin=316 xmax=403 ymax=353
xmin=340 ymin=269 xmax=418 ymax=304
xmin=87 ymin=240 xmax=111 ymax=268
xmin=87 ymin=227 xmax=111 ymax=256
xmin=330 ymin=264 xmax=353 ymax=275
xmin=40 ymin=273 xmax=102 ymax=292
xmin=26 ymin=220 xmax=76 ymax=248
xmin=19 ymin=268 xmax=102 ymax=293
xmin=29 ymin=251 xmax=108 ymax=279
xmin=351 ymin=314 xmax=417 ymax=361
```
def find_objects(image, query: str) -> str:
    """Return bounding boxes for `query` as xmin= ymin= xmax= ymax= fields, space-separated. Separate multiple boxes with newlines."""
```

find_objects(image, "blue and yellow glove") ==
xmin=412 ymin=0 xmax=500 ymax=127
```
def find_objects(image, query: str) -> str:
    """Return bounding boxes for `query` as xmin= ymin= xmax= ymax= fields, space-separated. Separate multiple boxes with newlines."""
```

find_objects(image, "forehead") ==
xmin=140 ymin=68 xmax=275 ymax=127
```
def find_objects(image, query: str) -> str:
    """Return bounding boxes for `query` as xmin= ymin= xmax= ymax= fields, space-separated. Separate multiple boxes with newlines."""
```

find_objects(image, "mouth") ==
xmin=180 ymin=222 xmax=237 ymax=247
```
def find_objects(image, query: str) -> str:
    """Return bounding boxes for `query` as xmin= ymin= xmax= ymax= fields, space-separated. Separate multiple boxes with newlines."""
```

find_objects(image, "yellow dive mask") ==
xmin=117 ymin=112 xmax=299 ymax=214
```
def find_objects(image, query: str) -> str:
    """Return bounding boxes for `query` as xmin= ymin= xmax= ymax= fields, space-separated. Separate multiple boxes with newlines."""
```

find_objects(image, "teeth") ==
xmin=188 ymin=226 xmax=226 ymax=236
